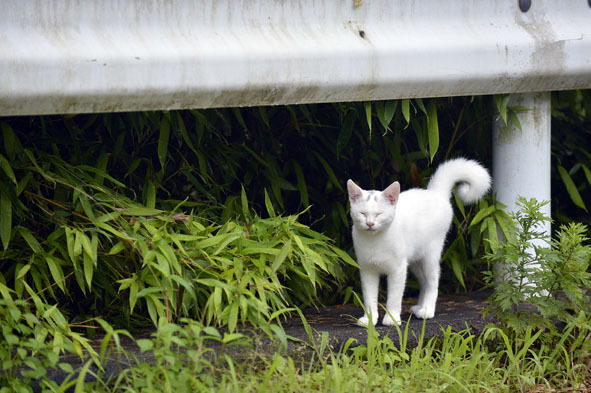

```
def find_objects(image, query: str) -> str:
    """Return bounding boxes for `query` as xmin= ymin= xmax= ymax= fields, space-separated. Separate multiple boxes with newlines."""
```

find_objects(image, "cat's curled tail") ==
xmin=427 ymin=158 xmax=491 ymax=203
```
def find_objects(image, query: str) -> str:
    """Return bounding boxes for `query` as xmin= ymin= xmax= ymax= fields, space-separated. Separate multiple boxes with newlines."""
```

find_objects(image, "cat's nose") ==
xmin=366 ymin=221 xmax=375 ymax=229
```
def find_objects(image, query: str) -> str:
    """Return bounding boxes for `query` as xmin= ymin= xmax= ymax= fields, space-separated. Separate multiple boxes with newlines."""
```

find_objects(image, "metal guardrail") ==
xmin=1 ymin=0 xmax=590 ymax=115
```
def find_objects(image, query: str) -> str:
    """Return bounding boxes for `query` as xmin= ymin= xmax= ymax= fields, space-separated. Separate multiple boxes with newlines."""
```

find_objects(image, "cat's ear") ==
xmin=383 ymin=182 xmax=400 ymax=205
xmin=347 ymin=180 xmax=363 ymax=203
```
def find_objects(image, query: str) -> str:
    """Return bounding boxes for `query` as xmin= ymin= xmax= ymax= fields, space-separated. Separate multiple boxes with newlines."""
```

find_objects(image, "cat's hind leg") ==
xmin=409 ymin=244 xmax=443 ymax=319
xmin=358 ymin=268 xmax=380 ymax=326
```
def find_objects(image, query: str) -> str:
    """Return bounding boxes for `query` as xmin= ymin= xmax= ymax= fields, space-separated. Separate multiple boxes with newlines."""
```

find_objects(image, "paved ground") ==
xmin=45 ymin=290 xmax=493 ymax=386
xmin=282 ymin=290 xmax=492 ymax=351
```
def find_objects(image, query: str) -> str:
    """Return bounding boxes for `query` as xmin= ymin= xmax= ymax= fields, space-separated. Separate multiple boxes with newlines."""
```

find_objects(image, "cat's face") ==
xmin=347 ymin=180 xmax=400 ymax=234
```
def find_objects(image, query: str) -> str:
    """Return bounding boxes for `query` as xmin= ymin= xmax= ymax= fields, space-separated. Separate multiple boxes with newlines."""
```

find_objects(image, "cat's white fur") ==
xmin=347 ymin=158 xmax=491 ymax=326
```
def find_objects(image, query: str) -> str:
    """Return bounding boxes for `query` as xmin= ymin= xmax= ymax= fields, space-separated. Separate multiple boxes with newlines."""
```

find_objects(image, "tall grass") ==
xmin=36 ymin=314 xmax=587 ymax=393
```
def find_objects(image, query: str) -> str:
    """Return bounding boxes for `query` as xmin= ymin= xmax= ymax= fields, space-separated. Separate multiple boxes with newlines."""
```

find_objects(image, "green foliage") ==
xmin=485 ymin=197 xmax=591 ymax=333
xmin=552 ymin=90 xmax=591 ymax=221
xmin=101 ymin=318 xmax=249 ymax=392
xmin=0 ymin=147 xmax=351 ymax=331
xmin=442 ymin=195 xmax=512 ymax=290
xmin=0 ymin=290 xmax=97 ymax=392
xmin=0 ymin=96 xmax=495 ymax=328
xmin=494 ymin=93 xmax=527 ymax=134
xmin=70 ymin=314 xmax=591 ymax=393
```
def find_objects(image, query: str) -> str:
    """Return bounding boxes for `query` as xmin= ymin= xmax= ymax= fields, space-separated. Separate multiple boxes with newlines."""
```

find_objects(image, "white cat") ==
xmin=347 ymin=158 xmax=491 ymax=326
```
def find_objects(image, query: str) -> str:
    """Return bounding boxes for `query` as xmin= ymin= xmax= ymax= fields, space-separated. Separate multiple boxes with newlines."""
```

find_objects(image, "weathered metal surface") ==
xmin=1 ymin=0 xmax=591 ymax=115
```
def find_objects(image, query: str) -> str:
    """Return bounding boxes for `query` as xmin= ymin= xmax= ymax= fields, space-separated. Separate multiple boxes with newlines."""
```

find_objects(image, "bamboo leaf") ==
xmin=558 ymin=165 xmax=587 ymax=211
xmin=364 ymin=101 xmax=372 ymax=139
xmin=0 ymin=154 xmax=16 ymax=184
xmin=133 ymin=287 xmax=163 ymax=300
xmin=154 ymin=253 xmax=171 ymax=276
xmin=508 ymin=109 xmax=523 ymax=132
xmin=232 ymin=108 xmax=248 ymax=130
xmin=125 ymin=158 xmax=143 ymax=179
xmin=176 ymin=111 xmax=199 ymax=155
xmin=470 ymin=205 xmax=495 ymax=227
xmin=447 ymin=248 xmax=466 ymax=290
xmin=271 ymin=240 xmax=291 ymax=273
xmin=157 ymin=241 xmax=181 ymax=273
xmin=196 ymin=278 xmax=234 ymax=291
xmin=146 ymin=295 xmax=165 ymax=325
xmin=427 ymin=100 xmax=439 ymax=162
xmin=1 ymin=122 xmax=18 ymax=161
xmin=77 ymin=165 xmax=127 ymax=188
xmin=129 ymin=279 xmax=139 ymax=313
xmin=78 ymin=194 xmax=95 ymax=220
xmin=95 ymin=153 xmax=110 ymax=185
xmin=486 ymin=217 xmax=499 ymax=252
xmin=401 ymin=99 xmax=410 ymax=124
xmin=241 ymin=247 xmax=280 ymax=256
xmin=227 ymin=302 xmax=239 ymax=333
xmin=495 ymin=94 xmax=511 ymax=125
xmin=213 ymin=234 xmax=242 ymax=256
xmin=377 ymin=100 xmax=398 ymax=131
xmin=301 ymin=254 xmax=316 ymax=285
xmin=240 ymin=186 xmax=250 ymax=222
xmin=415 ymin=98 xmax=428 ymax=116
xmin=91 ymin=233 xmax=98 ymax=261
xmin=453 ymin=191 xmax=466 ymax=219
xmin=95 ymin=211 xmax=121 ymax=224
xmin=145 ymin=181 xmax=156 ymax=209
xmin=65 ymin=227 xmax=76 ymax=263
xmin=120 ymin=207 xmax=164 ymax=216
xmin=292 ymin=161 xmax=309 ymax=208
xmin=16 ymin=264 xmax=31 ymax=280
xmin=108 ymin=241 xmax=126 ymax=255
xmin=0 ymin=281 xmax=13 ymax=300
xmin=0 ymin=192 xmax=12 ymax=250
xmin=79 ymin=232 xmax=94 ymax=261
xmin=45 ymin=256 xmax=66 ymax=292
xmin=73 ymin=230 xmax=83 ymax=260
xmin=582 ymin=164 xmax=591 ymax=185
xmin=313 ymin=152 xmax=343 ymax=191
xmin=16 ymin=172 xmax=32 ymax=196
xmin=83 ymin=253 xmax=94 ymax=289
xmin=17 ymin=226 xmax=42 ymax=253
xmin=495 ymin=213 xmax=515 ymax=241
xmin=195 ymin=234 xmax=231 ymax=250
xmin=158 ymin=114 xmax=170 ymax=171
xmin=330 ymin=246 xmax=358 ymax=267
xmin=264 ymin=189 xmax=276 ymax=218
xmin=336 ymin=111 xmax=355 ymax=157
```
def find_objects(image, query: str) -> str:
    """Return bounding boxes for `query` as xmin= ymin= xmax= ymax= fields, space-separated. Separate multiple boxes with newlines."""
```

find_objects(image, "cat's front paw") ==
xmin=410 ymin=304 xmax=435 ymax=319
xmin=357 ymin=314 xmax=378 ymax=327
xmin=382 ymin=313 xmax=401 ymax=326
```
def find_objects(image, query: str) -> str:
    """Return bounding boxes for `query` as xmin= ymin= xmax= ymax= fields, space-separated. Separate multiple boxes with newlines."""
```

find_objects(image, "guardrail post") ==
xmin=492 ymin=91 xmax=552 ymax=254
